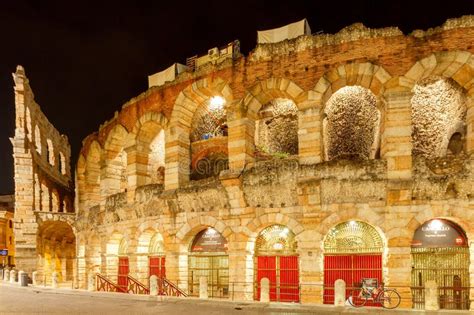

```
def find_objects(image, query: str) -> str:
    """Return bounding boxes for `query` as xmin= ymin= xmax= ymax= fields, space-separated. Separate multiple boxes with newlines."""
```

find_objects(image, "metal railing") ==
xmin=127 ymin=275 xmax=149 ymax=295
xmin=96 ymin=273 xmax=126 ymax=293
xmin=158 ymin=277 xmax=188 ymax=297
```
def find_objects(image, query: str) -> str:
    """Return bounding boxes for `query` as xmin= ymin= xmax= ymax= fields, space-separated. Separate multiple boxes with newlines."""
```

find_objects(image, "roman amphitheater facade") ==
xmin=68 ymin=16 xmax=474 ymax=309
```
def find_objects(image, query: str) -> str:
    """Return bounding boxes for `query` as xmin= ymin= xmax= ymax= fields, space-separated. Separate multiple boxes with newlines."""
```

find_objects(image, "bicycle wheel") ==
xmin=380 ymin=289 xmax=401 ymax=309
xmin=348 ymin=289 xmax=368 ymax=307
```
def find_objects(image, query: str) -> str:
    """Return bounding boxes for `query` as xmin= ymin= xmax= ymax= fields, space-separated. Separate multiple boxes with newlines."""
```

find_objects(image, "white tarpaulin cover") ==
xmin=257 ymin=19 xmax=311 ymax=44
xmin=148 ymin=63 xmax=187 ymax=88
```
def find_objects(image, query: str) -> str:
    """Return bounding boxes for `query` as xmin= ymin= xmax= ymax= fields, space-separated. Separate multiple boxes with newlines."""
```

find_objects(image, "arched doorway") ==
xmin=37 ymin=221 xmax=76 ymax=286
xmin=188 ymin=228 xmax=229 ymax=298
xmin=323 ymin=221 xmax=384 ymax=304
xmin=254 ymin=225 xmax=299 ymax=302
xmin=117 ymin=238 xmax=129 ymax=292
xmin=149 ymin=233 xmax=166 ymax=279
xmin=411 ymin=219 xmax=470 ymax=310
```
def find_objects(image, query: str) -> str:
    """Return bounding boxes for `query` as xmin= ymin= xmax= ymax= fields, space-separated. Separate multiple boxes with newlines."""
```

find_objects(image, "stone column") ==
xmin=227 ymin=115 xmax=255 ymax=171
xmin=150 ymin=275 xmax=158 ymax=296
xmin=4 ymin=269 xmax=10 ymax=281
xmin=32 ymin=271 xmax=38 ymax=285
xmin=52 ymin=271 xmax=58 ymax=288
xmin=334 ymin=279 xmax=346 ymax=306
xmin=381 ymin=89 xmax=413 ymax=181
xmin=425 ymin=280 xmax=439 ymax=311
xmin=199 ymin=276 xmax=208 ymax=299
xmin=164 ymin=126 xmax=189 ymax=190
xmin=260 ymin=278 xmax=270 ymax=302
xmin=88 ymin=273 xmax=95 ymax=291
xmin=10 ymin=270 xmax=16 ymax=283
xmin=298 ymin=107 xmax=322 ymax=165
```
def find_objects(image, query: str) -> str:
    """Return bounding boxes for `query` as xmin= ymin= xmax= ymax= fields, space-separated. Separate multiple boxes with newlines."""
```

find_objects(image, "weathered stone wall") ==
xmin=74 ymin=16 xmax=474 ymax=308
xmin=12 ymin=66 xmax=75 ymax=281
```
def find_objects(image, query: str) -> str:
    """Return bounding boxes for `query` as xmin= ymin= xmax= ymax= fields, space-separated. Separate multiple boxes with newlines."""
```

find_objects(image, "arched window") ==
xmin=255 ymin=99 xmax=298 ymax=159
xmin=412 ymin=77 xmax=466 ymax=158
xmin=46 ymin=139 xmax=54 ymax=165
xmin=323 ymin=86 xmax=380 ymax=161
xmin=34 ymin=125 xmax=41 ymax=154
xmin=190 ymin=96 xmax=229 ymax=180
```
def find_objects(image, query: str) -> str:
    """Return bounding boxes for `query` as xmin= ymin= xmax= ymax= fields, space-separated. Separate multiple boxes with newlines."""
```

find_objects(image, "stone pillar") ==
xmin=4 ymin=269 xmax=10 ymax=281
xmin=150 ymin=275 xmax=158 ymax=296
xmin=32 ymin=271 xmax=38 ymax=285
xmin=334 ymin=279 xmax=346 ymax=306
xmin=381 ymin=89 xmax=413 ymax=181
xmin=18 ymin=271 xmax=24 ymax=284
xmin=199 ymin=276 xmax=208 ymax=299
xmin=87 ymin=273 xmax=95 ymax=291
xmin=425 ymin=280 xmax=439 ymax=311
xmin=260 ymin=278 xmax=270 ymax=302
xmin=164 ymin=126 xmax=189 ymax=190
xmin=227 ymin=115 xmax=255 ymax=171
xmin=298 ymin=107 xmax=321 ymax=165
xmin=52 ymin=271 xmax=58 ymax=288
xmin=10 ymin=270 xmax=16 ymax=283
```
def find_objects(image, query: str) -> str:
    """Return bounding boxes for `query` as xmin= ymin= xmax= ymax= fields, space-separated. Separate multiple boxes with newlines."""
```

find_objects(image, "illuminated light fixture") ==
xmin=273 ymin=243 xmax=284 ymax=250
xmin=429 ymin=219 xmax=443 ymax=231
xmin=349 ymin=220 xmax=357 ymax=226
xmin=209 ymin=96 xmax=225 ymax=111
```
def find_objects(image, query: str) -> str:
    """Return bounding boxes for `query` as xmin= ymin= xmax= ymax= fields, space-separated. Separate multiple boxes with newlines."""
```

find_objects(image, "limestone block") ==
xmin=334 ymin=279 xmax=346 ymax=306
xmin=10 ymin=270 xmax=16 ymax=283
xmin=425 ymin=280 xmax=439 ymax=311
xmin=149 ymin=275 xmax=158 ymax=295
xmin=199 ymin=276 xmax=208 ymax=299
xmin=260 ymin=278 xmax=270 ymax=302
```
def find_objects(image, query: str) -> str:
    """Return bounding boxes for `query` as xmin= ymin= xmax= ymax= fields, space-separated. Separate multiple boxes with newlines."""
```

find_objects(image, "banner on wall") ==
xmin=411 ymin=219 xmax=467 ymax=248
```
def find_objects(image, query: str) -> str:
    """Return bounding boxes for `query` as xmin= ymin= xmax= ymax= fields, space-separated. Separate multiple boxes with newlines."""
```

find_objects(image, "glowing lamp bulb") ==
xmin=209 ymin=96 xmax=225 ymax=110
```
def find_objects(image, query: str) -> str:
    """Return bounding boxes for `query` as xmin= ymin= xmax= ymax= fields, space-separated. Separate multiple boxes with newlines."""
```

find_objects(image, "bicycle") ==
xmin=348 ymin=279 xmax=401 ymax=309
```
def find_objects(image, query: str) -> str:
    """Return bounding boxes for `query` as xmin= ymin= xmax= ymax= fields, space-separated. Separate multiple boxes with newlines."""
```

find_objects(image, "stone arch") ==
xmin=313 ymin=62 xmax=391 ymax=108
xmin=403 ymin=51 xmax=474 ymax=92
xmin=175 ymin=215 xmax=231 ymax=248
xmin=243 ymin=213 xmax=305 ymax=254
xmin=241 ymin=78 xmax=307 ymax=119
xmin=314 ymin=63 xmax=391 ymax=161
xmin=166 ymin=77 xmax=233 ymax=187
xmin=317 ymin=207 xmax=385 ymax=240
xmin=37 ymin=220 xmax=76 ymax=284
xmin=404 ymin=51 xmax=474 ymax=155
xmin=130 ymin=111 xmax=168 ymax=187
xmin=102 ymin=124 xmax=129 ymax=195
xmin=84 ymin=141 xmax=101 ymax=210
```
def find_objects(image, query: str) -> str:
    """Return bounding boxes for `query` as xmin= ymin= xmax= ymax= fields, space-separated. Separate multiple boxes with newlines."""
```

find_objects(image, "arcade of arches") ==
xmin=6 ymin=16 xmax=472 ymax=311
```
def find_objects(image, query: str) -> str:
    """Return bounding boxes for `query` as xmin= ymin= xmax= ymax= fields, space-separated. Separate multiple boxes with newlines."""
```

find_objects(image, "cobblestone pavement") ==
xmin=0 ymin=283 xmax=471 ymax=315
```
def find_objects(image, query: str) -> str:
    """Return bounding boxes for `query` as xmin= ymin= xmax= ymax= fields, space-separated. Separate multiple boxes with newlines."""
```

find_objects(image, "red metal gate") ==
xmin=118 ymin=256 xmax=129 ymax=293
xmin=256 ymin=256 xmax=299 ymax=302
xmin=149 ymin=256 xmax=166 ymax=278
xmin=323 ymin=254 xmax=382 ymax=304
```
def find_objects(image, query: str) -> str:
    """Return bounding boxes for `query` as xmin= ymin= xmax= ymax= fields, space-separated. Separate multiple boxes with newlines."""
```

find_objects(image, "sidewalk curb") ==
xmin=1 ymin=281 xmax=471 ymax=314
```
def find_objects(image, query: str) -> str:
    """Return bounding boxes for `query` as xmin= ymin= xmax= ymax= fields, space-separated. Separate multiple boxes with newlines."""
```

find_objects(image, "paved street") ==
xmin=0 ymin=283 xmax=472 ymax=315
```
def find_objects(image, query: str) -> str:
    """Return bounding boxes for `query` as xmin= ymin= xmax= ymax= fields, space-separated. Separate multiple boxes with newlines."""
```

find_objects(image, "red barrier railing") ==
xmin=127 ymin=275 xmax=150 ymax=295
xmin=96 ymin=274 xmax=127 ymax=293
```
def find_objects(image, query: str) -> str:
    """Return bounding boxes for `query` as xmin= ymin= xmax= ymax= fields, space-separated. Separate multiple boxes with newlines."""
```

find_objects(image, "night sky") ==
xmin=0 ymin=1 xmax=472 ymax=195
